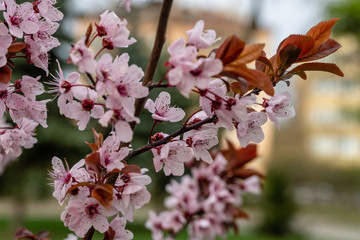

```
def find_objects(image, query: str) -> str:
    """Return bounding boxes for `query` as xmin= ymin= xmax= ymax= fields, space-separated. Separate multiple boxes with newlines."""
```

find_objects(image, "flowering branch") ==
xmin=133 ymin=0 xmax=174 ymax=120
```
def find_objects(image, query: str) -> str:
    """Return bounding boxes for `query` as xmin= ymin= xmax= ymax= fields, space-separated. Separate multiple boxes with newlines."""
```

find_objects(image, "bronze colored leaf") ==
xmin=298 ymin=39 xmax=341 ymax=62
xmin=8 ymin=42 xmax=26 ymax=53
xmin=122 ymin=164 xmax=141 ymax=174
xmin=91 ymin=184 xmax=114 ymax=210
xmin=288 ymin=62 xmax=344 ymax=77
xmin=306 ymin=18 xmax=340 ymax=49
xmin=215 ymin=35 xmax=245 ymax=65
xmin=0 ymin=65 xmax=12 ymax=84
xmin=85 ymin=23 xmax=93 ymax=47
xmin=232 ymin=43 xmax=265 ymax=65
xmin=223 ymin=64 xmax=274 ymax=96
xmin=85 ymin=151 xmax=101 ymax=175
xmin=15 ymin=228 xmax=34 ymax=239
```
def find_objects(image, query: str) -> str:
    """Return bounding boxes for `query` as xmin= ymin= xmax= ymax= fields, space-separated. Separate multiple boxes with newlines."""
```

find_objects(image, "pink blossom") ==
xmin=236 ymin=111 xmax=267 ymax=147
xmin=61 ymin=197 xmax=116 ymax=238
xmin=3 ymin=0 xmax=39 ymax=38
xmin=119 ymin=0 xmax=132 ymax=12
xmin=69 ymin=37 xmax=97 ymax=73
xmin=241 ymin=175 xmax=261 ymax=195
xmin=10 ymin=99 xmax=49 ymax=128
xmin=0 ymin=22 xmax=12 ymax=68
xmin=184 ymin=128 xmax=219 ymax=163
xmin=186 ymin=20 xmax=220 ymax=50
xmin=35 ymin=0 xmax=64 ymax=21
xmin=265 ymin=91 xmax=295 ymax=129
xmin=65 ymin=88 xmax=104 ymax=131
xmin=151 ymin=140 xmax=193 ymax=176
xmin=99 ymin=108 xmax=137 ymax=143
xmin=145 ymin=91 xmax=185 ymax=122
xmin=47 ymin=60 xmax=81 ymax=115
xmin=0 ymin=83 xmax=28 ymax=119
xmin=95 ymin=53 xmax=128 ymax=95
xmin=105 ymin=64 xmax=148 ymax=110
xmin=107 ymin=215 xmax=134 ymax=240
xmin=49 ymin=157 xmax=89 ymax=205
xmin=99 ymin=133 xmax=129 ymax=172
xmin=167 ymin=38 xmax=197 ymax=73
xmin=24 ymin=36 xmax=50 ymax=75
xmin=113 ymin=169 xmax=151 ymax=221
xmin=97 ymin=10 xmax=136 ymax=49
xmin=14 ymin=75 xmax=44 ymax=100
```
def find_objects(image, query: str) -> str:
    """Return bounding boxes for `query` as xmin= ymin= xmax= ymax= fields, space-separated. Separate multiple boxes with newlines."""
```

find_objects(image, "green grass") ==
xmin=0 ymin=217 xmax=305 ymax=240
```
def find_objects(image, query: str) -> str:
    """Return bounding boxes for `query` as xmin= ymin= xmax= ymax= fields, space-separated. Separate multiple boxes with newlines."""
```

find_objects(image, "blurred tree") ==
xmin=259 ymin=167 xmax=297 ymax=236
xmin=328 ymin=0 xmax=360 ymax=42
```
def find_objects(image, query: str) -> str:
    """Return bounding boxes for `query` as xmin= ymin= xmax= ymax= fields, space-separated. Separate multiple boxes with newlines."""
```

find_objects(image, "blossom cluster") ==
xmin=50 ymin=131 xmax=150 ymax=239
xmin=0 ymin=0 xmax=63 ymax=172
xmin=146 ymin=148 xmax=262 ymax=240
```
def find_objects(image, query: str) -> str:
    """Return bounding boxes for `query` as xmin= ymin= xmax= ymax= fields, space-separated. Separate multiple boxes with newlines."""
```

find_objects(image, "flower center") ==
xmin=82 ymin=98 xmax=94 ymax=111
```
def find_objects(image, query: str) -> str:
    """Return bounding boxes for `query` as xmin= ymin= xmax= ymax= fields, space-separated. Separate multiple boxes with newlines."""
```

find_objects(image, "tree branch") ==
xmin=125 ymin=115 xmax=217 ymax=161
xmin=133 ymin=0 xmax=174 ymax=122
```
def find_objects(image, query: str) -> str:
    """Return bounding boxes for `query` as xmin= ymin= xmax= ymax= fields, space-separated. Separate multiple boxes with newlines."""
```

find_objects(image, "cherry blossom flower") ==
xmin=236 ymin=111 xmax=267 ymax=147
xmin=3 ymin=0 xmax=39 ymax=38
xmin=97 ymin=10 xmax=136 ymax=50
xmin=184 ymin=128 xmax=219 ymax=163
xmin=0 ymin=83 xmax=28 ymax=119
xmin=99 ymin=107 xmax=138 ymax=143
xmin=14 ymin=75 xmax=44 ymax=100
xmin=106 ymin=215 xmax=134 ymax=240
xmin=113 ymin=169 xmax=152 ymax=221
xmin=0 ymin=22 xmax=12 ymax=68
xmin=34 ymin=0 xmax=64 ymax=21
xmin=47 ymin=60 xmax=81 ymax=115
xmin=105 ymin=64 xmax=148 ymax=110
xmin=241 ymin=175 xmax=262 ymax=195
xmin=265 ymin=91 xmax=295 ymax=129
xmin=145 ymin=91 xmax=185 ymax=122
xmin=119 ymin=0 xmax=132 ymax=12
xmin=151 ymin=140 xmax=193 ymax=176
xmin=186 ymin=20 xmax=220 ymax=50
xmin=49 ymin=157 xmax=89 ymax=205
xmin=61 ymin=197 xmax=116 ymax=238
xmin=98 ymin=133 xmax=129 ymax=172
xmin=65 ymin=88 xmax=104 ymax=131
xmin=69 ymin=37 xmax=97 ymax=73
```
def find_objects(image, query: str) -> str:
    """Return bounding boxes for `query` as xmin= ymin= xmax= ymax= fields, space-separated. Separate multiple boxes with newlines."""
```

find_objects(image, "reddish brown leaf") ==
xmin=232 ymin=43 xmax=265 ymax=65
xmin=298 ymin=39 xmax=341 ymax=62
xmin=122 ymin=164 xmax=142 ymax=174
xmin=0 ymin=65 xmax=12 ymax=84
xmin=306 ymin=18 xmax=340 ymax=49
xmin=278 ymin=44 xmax=302 ymax=70
xmin=288 ymin=62 xmax=344 ymax=77
xmin=92 ymin=128 xmax=103 ymax=147
xmin=91 ymin=184 xmax=113 ymax=210
xmin=223 ymin=64 xmax=274 ymax=96
xmin=223 ymin=144 xmax=257 ymax=171
xmin=85 ymin=23 xmax=93 ymax=47
xmin=282 ymin=71 xmax=307 ymax=80
xmin=230 ymin=81 xmax=245 ymax=95
xmin=8 ymin=42 xmax=26 ymax=53
xmin=233 ymin=208 xmax=250 ymax=220
xmin=215 ymin=35 xmax=245 ymax=65
xmin=15 ymin=228 xmax=34 ymax=239
xmin=256 ymin=54 xmax=274 ymax=75
xmin=85 ymin=142 xmax=99 ymax=152
xmin=277 ymin=35 xmax=314 ymax=59
xmin=85 ymin=151 xmax=101 ymax=175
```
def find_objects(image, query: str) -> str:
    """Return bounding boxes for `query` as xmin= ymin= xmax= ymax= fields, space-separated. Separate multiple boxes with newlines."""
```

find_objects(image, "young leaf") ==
xmin=215 ymin=35 xmax=245 ymax=65
xmin=223 ymin=64 xmax=274 ymax=96
xmin=288 ymin=62 xmax=344 ymax=78
xmin=85 ymin=151 xmax=101 ymax=175
xmin=8 ymin=42 xmax=27 ymax=53
xmin=91 ymin=184 xmax=114 ymax=210
xmin=232 ymin=43 xmax=265 ymax=65
xmin=298 ymin=39 xmax=341 ymax=62
xmin=306 ymin=18 xmax=340 ymax=49
xmin=0 ymin=65 xmax=12 ymax=84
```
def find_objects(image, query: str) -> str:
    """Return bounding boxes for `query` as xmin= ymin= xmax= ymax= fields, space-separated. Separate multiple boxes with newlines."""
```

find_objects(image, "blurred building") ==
xmin=299 ymin=35 xmax=360 ymax=166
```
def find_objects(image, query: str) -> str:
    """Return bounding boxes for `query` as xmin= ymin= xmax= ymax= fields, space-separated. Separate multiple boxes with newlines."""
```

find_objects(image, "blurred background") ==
xmin=0 ymin=0 xmax=359 ymax=239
